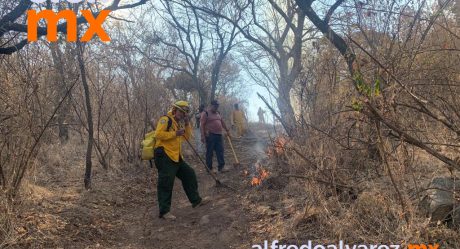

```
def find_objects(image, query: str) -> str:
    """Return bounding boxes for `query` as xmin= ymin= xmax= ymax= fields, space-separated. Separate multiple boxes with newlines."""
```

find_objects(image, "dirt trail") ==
xmin=11 ymin=135 xmax=269 ymax=249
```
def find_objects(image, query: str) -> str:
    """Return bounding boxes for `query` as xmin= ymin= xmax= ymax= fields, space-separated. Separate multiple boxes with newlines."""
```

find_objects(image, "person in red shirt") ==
xmin=200 ymin=100 xmax=231 ymax=173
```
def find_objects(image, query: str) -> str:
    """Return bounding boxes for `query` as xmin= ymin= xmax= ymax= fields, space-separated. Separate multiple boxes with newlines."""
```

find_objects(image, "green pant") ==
xmin=154 ymin=153 xmax=202 ymax=216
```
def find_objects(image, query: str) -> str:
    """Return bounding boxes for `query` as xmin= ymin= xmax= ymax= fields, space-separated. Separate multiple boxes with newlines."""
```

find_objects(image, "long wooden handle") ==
xmin=184 ymin=136 xmax=238 ymax=192
xmin=184 ymin=137 xmax=220 ymax=182
xmin=226 ymin=135 xmax=239 ymax=164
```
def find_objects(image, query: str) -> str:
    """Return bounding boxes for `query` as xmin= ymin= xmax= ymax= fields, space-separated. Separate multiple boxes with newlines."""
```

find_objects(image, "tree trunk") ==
xmin=209 ymin=54 xmax=225 ymax=102
xmin=210 ymin=71 xmax=218 ymax=103
xmin=124 ymin=55 xmax=138 ymax=162
xmin=49 ymin=42 xmax=70 ymax=142
xmin=277 ymin=57 xmax=297 ymax=136
xmin=76 ymin=42 xmax=94 ymax=190
xmin=277 ymin=79 xmax=296 ymax=136
xmin=197 ymin=81 xmax=208 ymax=105
xmin=273 ymin=9 xmax=304 ymax=137
xmin=122 ymin=77 xmax=135 ymax=163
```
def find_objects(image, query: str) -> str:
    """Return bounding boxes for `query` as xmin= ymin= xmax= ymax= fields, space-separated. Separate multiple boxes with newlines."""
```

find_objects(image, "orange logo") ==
xmin=27 ymin=10 xmax=111 ymax=42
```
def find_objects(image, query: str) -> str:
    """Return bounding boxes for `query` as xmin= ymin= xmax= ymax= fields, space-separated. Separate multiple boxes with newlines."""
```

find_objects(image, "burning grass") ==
xmin=249 ymin=159 xmax=271 ymax=186
xmin=251 ymin=168 xmax=270 ymax=186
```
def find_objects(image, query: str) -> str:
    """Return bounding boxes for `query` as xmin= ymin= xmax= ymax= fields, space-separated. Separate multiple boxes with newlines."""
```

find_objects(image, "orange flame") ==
xmin=251 ymin=177 xmax=261 ymax=186
xmin=267 ymin=136 xmax=289 ymax=159
xmin=259 ymin=169 xmax=269 ymax=180
xmin=250 ymin=167 xmax=270 ymax=186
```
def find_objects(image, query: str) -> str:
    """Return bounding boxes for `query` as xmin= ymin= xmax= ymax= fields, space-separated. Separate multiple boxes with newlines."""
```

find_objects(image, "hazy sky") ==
xmin=241 ymin=74 xmax=275 ymax=123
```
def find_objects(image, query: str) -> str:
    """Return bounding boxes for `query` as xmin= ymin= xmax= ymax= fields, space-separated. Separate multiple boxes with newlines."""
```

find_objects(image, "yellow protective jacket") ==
xmin=232 ymin=110 xmax=246 ymax=125
xmin=154 ymin=112 xmax=192 ymax=162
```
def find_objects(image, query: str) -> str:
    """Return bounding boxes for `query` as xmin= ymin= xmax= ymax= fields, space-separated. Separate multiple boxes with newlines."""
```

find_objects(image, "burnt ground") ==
xmin=7 ymin=134 xmax=277 ymax=249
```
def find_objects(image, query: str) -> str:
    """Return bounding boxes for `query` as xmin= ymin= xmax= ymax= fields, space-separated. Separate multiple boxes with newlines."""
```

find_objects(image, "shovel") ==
xmin=226 ymin=135 xmax=241 ymax=167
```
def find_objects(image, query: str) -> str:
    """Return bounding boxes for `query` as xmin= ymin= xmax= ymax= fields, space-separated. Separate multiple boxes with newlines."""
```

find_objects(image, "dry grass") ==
xmin=0 ymin=197 xmax=14 ymax=248
xmin=241 ymin=131 xmax=460 ymax=248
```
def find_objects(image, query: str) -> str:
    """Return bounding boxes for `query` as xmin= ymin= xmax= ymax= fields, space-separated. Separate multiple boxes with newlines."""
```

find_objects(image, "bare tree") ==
xmin=201 ymin=1 xmax=239 ymax=102
xmin=294 ymin=0 xmax=460 ymax=170
xmin=0 ymin=0 xmax=148 ymax=54
xmin=186 ymin=0 xmax=315 ymax=135
xmin=49 ymin=41 xmax=77 ymax=143
xmin=136 ymin=0 xmax=206 ymax=103
xmin=75 ymin=40 xmax=94 ymax=190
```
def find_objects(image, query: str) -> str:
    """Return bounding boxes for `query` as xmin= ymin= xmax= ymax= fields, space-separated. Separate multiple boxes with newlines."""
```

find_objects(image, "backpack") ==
xmin=141 ymin=116 xmax=173 ymax=161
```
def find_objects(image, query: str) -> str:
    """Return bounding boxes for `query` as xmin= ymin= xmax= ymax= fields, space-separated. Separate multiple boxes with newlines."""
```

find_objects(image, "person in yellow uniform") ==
xmin=153 ymin=101 xmax=208 ymax=220
xmin=231 ymin=103 xmax=247 ymax=137
xmin=257 ymin=107 xmax=266 ymax=124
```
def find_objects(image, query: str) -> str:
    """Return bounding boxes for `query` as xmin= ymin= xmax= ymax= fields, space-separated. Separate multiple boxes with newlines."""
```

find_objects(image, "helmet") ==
xmin=173 ymin=100 xmax=190 ymax=113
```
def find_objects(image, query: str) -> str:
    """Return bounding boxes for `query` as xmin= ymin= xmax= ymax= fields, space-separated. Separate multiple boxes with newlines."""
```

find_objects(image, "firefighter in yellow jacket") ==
xmin=153 ymin=101 xmax=208 ymax=220
xmin=231 ymin=103 xmax=247 ymax=137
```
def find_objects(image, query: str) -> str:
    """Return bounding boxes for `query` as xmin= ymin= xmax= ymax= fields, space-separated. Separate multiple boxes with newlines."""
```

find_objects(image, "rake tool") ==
xmin=226 ymin=135 xmax=241 ymax=168
xmin=183 ymin=137 xmax=237 ymax=191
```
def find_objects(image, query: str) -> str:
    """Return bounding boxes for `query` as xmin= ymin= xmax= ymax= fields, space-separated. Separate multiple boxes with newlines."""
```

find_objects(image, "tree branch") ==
xmin=0 ymin=0 xmax=32 ymax=37
xmin=0 ymin=0 xmax=148 ymax=55
xmin=0 ymin=39 xmax=28 ymax=55
xmin=324 ymin=0 xmax=345 ymax=24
